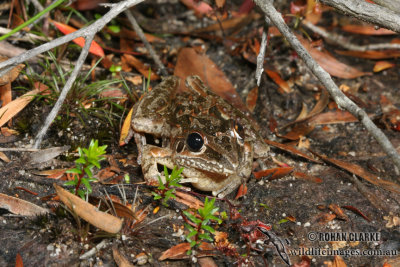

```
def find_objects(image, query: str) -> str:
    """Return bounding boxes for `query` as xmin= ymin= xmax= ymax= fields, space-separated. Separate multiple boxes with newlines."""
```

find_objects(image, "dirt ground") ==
xmin=1 ymin=1 xmax=400 ymax=266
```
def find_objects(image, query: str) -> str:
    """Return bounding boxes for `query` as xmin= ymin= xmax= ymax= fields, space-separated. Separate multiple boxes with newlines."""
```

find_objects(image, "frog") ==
xmin=130 ymin=76 xmax=270 ymax=197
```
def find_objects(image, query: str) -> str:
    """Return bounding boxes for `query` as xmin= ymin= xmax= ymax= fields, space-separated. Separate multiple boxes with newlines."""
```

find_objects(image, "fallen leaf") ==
xmin=159 ymin=242 xmax=214 ymax=260
xmin=112 ymin=246 xmax=134 ymax=267
xmin=253 ymin=167 xmax=294 ymax=180
xmin=51 ymin=21 xmax=105 ymax=57
xmin=122 ymin=54 xmax=159 ymax=80
xmin=316 ymin=213 xmax=336 ymax=224
xmin=312 ymin=152 xmax=400 ymax=194
xmin=0 ymin=151 xmax=10 ymax=162
xmin=180 ymin=0 xmax=213 ymax=15
xmin=293 ymin=171 xmax=322 ymax=183
xmin=341 ymin=24 xmax=396 ymax=35
xmin=175 ymin=191 xmax=205 ymax=210
xmin=54 ymin=184 xmax=122 ymax=233
xmin=119 ymin=106 xmax=134 ymax=146
xmin=15 ymin=253 xmax=23 ymax=267
xmin=29 ymin=146 xmax=70 ymax=164
xmin=328 ymin=204 xmax=349 ymax=221
xmin=264 ymin=139 xmax=322 ymax=163
xmin=0 ymin=193 xmax=49 ymax=216
xmin=278 ymin=122 xmax=315 ymax=140
xmin=341 ymin=206 xmax=370 ymax=222
xmin=0 ymin=87 xmax=45 ymax=127
xmin=235 ymin=184 xmax=247 ymax=199
xmin=0 ymin=56 xmax=25 ymax=86
xmin=308 ymin=110 xmax=358 ymax=125
xmin=335 ymin=50 xmax=400 ymax=59
xmin=265 ymin=69 xmax=292 ymax=94
xmin=246 ymin=86 xmax=258 ymax=112
xmin=174 ymin=47 xmax=248 ymax=112
xmin=373 ymin=61 xmax=395 ymax=72
xmin=298 ymin=35 xmax=370 ymax=79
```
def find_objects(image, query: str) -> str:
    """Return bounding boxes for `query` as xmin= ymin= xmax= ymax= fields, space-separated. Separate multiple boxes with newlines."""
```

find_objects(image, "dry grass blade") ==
xmin=313 ymin=152 xmax=400 ymax=194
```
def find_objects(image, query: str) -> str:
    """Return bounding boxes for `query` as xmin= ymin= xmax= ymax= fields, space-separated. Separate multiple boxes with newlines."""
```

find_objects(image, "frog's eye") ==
xmin=186 ymin=132 xmax=204 ymax=152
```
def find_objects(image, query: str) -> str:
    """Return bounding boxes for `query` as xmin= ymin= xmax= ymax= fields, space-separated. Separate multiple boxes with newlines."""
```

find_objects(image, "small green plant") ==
xmin=65 ymin=139 xmax=107 ymax=199
xmin=152 ymin=166 xmax=183 ymax=206
xmin=184 ymin=197 xmax=222 ymax=255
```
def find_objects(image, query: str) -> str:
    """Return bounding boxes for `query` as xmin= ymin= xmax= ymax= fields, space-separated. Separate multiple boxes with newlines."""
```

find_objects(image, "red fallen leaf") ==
xmin=175 ymin=191 xmax=204 ymax=210
xmin=335 ymin=50 xmax=400 ymax=59
xmin=341 ymin=24 xmax=396 ymax=35
xmin=373 ymin=61 xmax=395 ymax=72
xmin=265 ymin=69 xmax=292 ymax=94
xmin=159 ymin=242 xmax=214 ymax=260
xmin=51 ymin=21 xmax=105 ymax=57
xmin=70 ymin=0 xmax=106 ymax=11
xmin=14 ymin=187 xmax=38 ymax=196
xmin=246 ymin=86 xmax=258 ymax=112
xmin=235 ymin=184 xmax=248 ymax=199
xmin=264 ymin=139 xmax=322 ymax=164
xmin=297 ymin=35 xmax=371 ymax=79
xmin=112 ymin=246 xmax=134 ymax=267
xmin=328 ymin=204 xmax=349 ymax=221
xmin=238 ymin=0 xmax=255 ymax=14
xmin=305 ymin=0 xmax=322 ymax=25
xmin=341 ymin=205 xmax=371 ymax=222
xmin=311 ymin=151 xmax=400 ymax=194
xmin=15 ymin=253 xmax=23 ymax=267
xmin=293 ymin=171 xmax=322 ymax=183
xmin=180 ymin=0 xmax=213 ymax=16
xmin=253 ymin=167 xmax=294 ymax=180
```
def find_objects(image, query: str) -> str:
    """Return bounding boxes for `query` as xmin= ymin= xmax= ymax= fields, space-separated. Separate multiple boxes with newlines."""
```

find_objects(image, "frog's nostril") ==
xmin=187 ymin=132 xmax=204 ymax=152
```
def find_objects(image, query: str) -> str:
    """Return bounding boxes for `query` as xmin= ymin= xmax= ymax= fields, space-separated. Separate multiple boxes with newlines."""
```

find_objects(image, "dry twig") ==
xmin=253 ymin=0 xmax=400 ymax=173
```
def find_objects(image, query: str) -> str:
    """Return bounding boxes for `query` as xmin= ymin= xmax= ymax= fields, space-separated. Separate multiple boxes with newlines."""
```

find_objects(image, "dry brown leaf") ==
xmin=278 ymin=122 xmax=315 ymax=141
xmin=54 ymin=184 xmax=122 ymax=233
xmin=0 ymin=83 xmax=11 ymax=110
xmin=0 ymin=151 xmax=10 ymax=162
xmin=119 ymin=106 xmax=133 ymax=146
xmin=112 ymin=246 xmax=134 ymax=267
xmin=264 ymin=139 xmax=322 ymax=163
xmin=198 ymin=257 xmax=218 ymax=267
xmin=298 ymin=35 xmax=370 ymax=79
xmin=175 ymin=191 xmax=204 ymax=210
xmin=308 ymin=110 xmax=358 ymax=125
xmin=313 ymin=152 xmax=400 ymax=194
xmin=159 ymin=242 xmax=214 ymax=260
xmin=293 ymin=171 xmax=322 ymax=183
xmin=122 ymin=54 xmax=159 ymax=80
xmin=0 ymin=88 xmax=41 ymax=127
xmin=341 ymin=24 xmax=396 ymax=35
xmin=0 ymin=193 xmax=49 ymax=216
xmin=373 ymin=61 xmax=395 ymax=72
xmin=246 ymin=86 xmax=258 ymax=112
xmin=328 ymin=204 xmax=349 ymax=221
xmin=0 ymin=56 xmax=25 ymax=86
xmin=174 ymin=47 xmax=248 ymax=112
xmin=335 ymin=50 xmax=400 ymax=59
xmin=235 ymin=183 xmax=247 ymax=199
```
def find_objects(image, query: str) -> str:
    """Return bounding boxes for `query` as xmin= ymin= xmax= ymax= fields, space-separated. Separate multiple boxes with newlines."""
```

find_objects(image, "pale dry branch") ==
xmin=253 ymin=0 xmax=400 ymax=173
xmin=320 ymin=0 xmax=400 ymax=33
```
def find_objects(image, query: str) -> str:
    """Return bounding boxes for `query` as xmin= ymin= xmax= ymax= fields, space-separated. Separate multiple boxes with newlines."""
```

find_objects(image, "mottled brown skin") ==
xmin=131 ymin=76 xmax=270 ymax=197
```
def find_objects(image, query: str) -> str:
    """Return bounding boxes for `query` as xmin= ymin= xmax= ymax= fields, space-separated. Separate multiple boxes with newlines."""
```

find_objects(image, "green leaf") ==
xmin=75 ymin=158 xmax=86 ymax=164
xmin=81 ymin=178 xmax=92 ymax=193
xmin=201 ymin=224 xmax=215 ymax=233
xmin=183 ymin=211 xmax=201 ymax=224
xmin=198 ymin=233 xmax=213 ymax=242
xmin=84 ymin=166 xmax=93 ymax=178
xmin=64 ymin=180 xmax=76 ymax=186
xmin=186 ymin=230 xmax=198 ymax=239
xmin=278 ymin=218 xmax=289 ymax=224
xmin=184 ymin=223 xmax=195 ymax=232
xmin=77 ymin=189 xmax=86 ymax=200
xmin=66 ymin=168 xmax=82 ymax=174
xmin=189 ymin=240 xmax=197 ymax=248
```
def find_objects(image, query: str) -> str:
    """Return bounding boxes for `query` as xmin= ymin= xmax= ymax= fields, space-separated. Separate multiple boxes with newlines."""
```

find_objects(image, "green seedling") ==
xmin=65 ymin=139 xmax=107 ymax=199
xmin=183 ymin=197 xmax=222 ymax=255
xmin=152 ymin=166 xmax=183 ymax=207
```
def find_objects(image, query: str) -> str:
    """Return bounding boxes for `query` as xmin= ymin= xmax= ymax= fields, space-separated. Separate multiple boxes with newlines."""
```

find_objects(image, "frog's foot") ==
xmin=213 ymin=176 xmax=243 ymax=198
